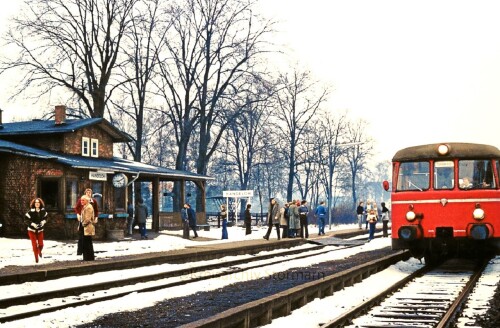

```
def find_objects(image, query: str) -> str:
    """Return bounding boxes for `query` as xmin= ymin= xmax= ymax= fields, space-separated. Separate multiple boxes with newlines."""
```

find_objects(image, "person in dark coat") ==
xmin=244 ymin=204 xmax=252 ymax=235
xmin=181 ymin=204 xmax=190 ymax=239
xmin=24 ymin=197 xmax=48 ymax=263
xmin=298 ymin=200 xmax=309 ymax=238
xmin=356 ymin=201 xmax=365 ymax=229
xmin=185 ymin=203 xmax=198 ymax=238
xmin=135 ymin=198 xmax=149 ymax=239
xmin=220 ymin=204 xmax=228 ymax=239
xmin=314 ymin=201 xmax=327 ymax=236
xmin=263 ymin=198 xmax=280 ymax=240
xmin=381 ymin=202 xmax=390 ymax=237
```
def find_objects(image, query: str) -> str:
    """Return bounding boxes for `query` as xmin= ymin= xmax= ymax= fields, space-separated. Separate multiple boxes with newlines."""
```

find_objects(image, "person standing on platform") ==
xmin=298 ymin=200 xmax=309 ymax=238
xmin=315 ymin=201 xmax=327 ymax=236
xmin=24 ymin=197 xmax=48 ymax=263
xmin=288 ymin=200 xmax=299 ymax=238
xmin=263 ymin=198 xmax=280 ymax=240
xmin=135 ymin=198 xmax=149 ymax=239
xmin=80 ymin=195 xmax=97 ymax=261
xmin=220 ymin=204 xmax=228 ymax=239
xmin=356 ymin=201 xmax=365 ymax=229
xmin=75 ymin=188 xmax=99 ymax=256
xmin=381 ymin=202 xmax=390 ymax=237
xmin=280 ymin=202 xmax=289 ymax=239
xmin=367 ymin=208 xmax=378 ymax=241
xmin=244 ymin=204 xmax=252 ymax=235
xmin=185 ymin=203 xmax=198 ymax=238
xmin=181 ymin=204 xmax=190 ymax=239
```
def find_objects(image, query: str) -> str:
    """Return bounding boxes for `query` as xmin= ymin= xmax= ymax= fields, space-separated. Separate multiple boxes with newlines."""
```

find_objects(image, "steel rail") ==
xmin=436 ymin=258 xmax=490 ymax=328
xmin=0 ymin=243 xmax=360 ymax=323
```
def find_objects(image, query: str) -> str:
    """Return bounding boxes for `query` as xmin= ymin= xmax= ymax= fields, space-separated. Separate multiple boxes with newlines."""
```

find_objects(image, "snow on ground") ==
xmin=265 ymin=258 xmax=424 ymax=328
xmin=456 ymin=256 xmax=500 ymax=327
xmin=0 ymin=224 xmax=397 ymax=327
xmin=2 ymin=223 xmax=497 ymax=328
xmin=2 ymin=238 xmax=394 ymax=328
xmin=0 ymin=223 xmax=371 ymax=269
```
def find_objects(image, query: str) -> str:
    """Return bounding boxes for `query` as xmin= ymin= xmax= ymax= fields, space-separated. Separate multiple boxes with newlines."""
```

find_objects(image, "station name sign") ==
xmin=89 ymin=171 xmax=108 ymax=181
xmin=222 ymin=190 xmax=254 ymax=197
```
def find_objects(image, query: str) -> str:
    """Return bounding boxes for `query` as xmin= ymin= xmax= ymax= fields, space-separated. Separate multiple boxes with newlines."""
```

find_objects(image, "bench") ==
xmin=196 ymin=224 xmax=211 ymax=231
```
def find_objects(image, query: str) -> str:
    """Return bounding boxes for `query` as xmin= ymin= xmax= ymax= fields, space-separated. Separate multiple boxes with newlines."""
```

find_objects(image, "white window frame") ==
xmin=91 ymin=138 xmax=99 ymax=158
xmin=82 ymin=137 xmax=90 ymax=157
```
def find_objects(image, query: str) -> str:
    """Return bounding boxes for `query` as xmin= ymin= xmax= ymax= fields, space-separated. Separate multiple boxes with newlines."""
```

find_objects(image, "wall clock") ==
xmin=112 ymin=173 xmax=128 ymax=188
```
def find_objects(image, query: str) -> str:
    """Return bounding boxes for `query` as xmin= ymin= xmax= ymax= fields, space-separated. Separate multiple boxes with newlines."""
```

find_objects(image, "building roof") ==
xmin=0 ymin=118 xmax=131 ymax=142
xmin=0 ymin=139 xmax=212 ymax=181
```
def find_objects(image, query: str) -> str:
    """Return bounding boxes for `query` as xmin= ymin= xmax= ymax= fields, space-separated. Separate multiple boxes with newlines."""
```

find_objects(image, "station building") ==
xmin=0 ymin=106 xmax=210 ymax=240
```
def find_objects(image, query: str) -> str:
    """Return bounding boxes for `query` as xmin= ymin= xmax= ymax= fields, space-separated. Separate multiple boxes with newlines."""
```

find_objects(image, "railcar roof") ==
xmin=392 ymin=143 xmax=500 ymax=161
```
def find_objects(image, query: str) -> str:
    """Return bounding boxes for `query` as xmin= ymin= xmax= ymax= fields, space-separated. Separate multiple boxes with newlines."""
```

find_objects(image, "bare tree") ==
xmin=110 ymin=0 xmax=164 ymax=161
xmin=344 ymin=119 xmax=374 ymax=208
xmin=0 ymin=0 xmax=138 ymax=118
xmin=158 ymin=0 xmax=274 ymax=175
xmin=314 ymin=111 xmax=348 ymax=225
xmin=274 ymin=68 xmax=330 ymax=202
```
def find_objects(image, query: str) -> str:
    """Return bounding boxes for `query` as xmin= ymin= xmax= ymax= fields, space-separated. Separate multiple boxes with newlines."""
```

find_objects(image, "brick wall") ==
xmin=64 ymin=125 xmax=114 ymax=158
xmin=0 ymin=154 xmax=126 ymax=240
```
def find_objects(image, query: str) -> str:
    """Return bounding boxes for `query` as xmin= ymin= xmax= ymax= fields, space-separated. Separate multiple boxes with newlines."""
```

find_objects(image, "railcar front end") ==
xmin=386 ymin=143 xmax=500 ymax=263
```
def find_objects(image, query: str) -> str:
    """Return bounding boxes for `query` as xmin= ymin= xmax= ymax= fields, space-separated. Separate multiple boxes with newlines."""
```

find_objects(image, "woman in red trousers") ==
xmin=24 ymin=197 xmax=48 ymax=263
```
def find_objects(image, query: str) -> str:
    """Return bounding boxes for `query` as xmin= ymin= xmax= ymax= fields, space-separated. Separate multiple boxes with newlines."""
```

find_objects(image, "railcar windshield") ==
xmin=458 ymin=160 xmax=496 ymax=189
xmin=434 ymin=161 xmax=454 ymax=190
xmin=397 ymin=162 xmax=430 ymax=191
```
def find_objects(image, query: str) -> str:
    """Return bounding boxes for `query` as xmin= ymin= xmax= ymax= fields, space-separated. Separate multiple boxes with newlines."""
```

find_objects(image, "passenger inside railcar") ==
xmin=459 ymin=159 xmax=496 ymax=189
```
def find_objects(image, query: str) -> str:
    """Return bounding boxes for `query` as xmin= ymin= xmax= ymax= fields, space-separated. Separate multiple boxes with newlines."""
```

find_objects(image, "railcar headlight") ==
xmin=406 ymin=211 xmax=416 ymax=221
xmin=473 ymin=204 xmax=485 ymax=220
xmin=470 ymin=224 xmax=489 ymax=240
xmin=438 ymin=144 xmax=450 ymax=155
xmin=398 ymin=226 xmax=420 ymax=241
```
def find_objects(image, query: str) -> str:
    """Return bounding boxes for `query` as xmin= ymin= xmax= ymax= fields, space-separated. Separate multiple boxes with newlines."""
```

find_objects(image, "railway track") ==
xmin=0 ymin=242 xmax=360 ymax=324
xmin=328 ymin=258 xmax=490 ymax=328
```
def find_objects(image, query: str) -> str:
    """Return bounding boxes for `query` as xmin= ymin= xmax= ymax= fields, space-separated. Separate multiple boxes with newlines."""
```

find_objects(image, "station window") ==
xmin=114 ymin=186 xmax=126 ymax=211
xmin=160 ymin=181 xmax=175 ymax=212
xmin=396 ymin=162 xmax=430 ymax=191
xmin=39 ymin=178 xmax=60 ymax=210
xmin=82 ymin=137 xmax=90 ymax=157
xmin=91 ymin=139 xmax=99 ymax=158
xmin=66 ymin=178 xmax=78 ymax=211
xmin=91 ymin=181 xmax=104 ymax=212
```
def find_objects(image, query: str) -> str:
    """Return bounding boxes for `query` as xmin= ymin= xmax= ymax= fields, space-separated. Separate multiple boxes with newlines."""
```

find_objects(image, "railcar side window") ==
xmin=397 ymin=162 xmax=430 ymax=191
xmin=458 ymin=160 xmax=495 ymax=189
xmin=434 ymin=161 xmax=454 ymax=189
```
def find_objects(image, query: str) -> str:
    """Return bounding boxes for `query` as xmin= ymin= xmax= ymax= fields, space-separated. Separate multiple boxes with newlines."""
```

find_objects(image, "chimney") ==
xmin=0 ymin=108 xmax=3 ymax=129
xmin=54 ymin=105 xmax=66 ymax=125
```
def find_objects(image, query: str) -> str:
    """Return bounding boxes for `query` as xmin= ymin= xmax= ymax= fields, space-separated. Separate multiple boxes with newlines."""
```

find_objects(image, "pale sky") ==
xmin=258 ymin=0 xmax=500 ymax=161
xmin=2 ymin=1 xmax=500 ymax=162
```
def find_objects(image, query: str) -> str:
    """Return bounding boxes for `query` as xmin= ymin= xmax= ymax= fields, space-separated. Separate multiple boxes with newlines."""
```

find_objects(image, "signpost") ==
xmin=222 ymin=190 xmax=253 ymax=224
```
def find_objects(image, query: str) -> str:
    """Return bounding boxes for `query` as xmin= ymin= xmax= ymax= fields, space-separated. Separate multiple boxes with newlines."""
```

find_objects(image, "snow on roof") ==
xmin=0 ymin=118 xmax=130 ymax=142
xmin=0 ymin=139 xmax=212 ymax=180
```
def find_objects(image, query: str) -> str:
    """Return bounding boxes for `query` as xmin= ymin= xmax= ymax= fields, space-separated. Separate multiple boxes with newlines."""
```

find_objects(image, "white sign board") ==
xmin=223 ymin=190 xmax=253 ymax=197
xmin=89 ymin=171 xmax=108 ymax=181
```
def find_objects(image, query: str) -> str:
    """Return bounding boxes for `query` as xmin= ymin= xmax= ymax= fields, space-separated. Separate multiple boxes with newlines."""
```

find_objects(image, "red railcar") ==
xmin=385 ymin=143 xmax=500 ymax=264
